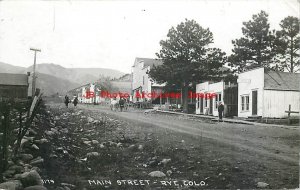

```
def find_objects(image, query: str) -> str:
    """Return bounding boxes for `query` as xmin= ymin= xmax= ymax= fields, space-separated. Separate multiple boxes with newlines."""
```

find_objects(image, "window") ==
xmin=241 ymin=95 xmax=249 ymax=111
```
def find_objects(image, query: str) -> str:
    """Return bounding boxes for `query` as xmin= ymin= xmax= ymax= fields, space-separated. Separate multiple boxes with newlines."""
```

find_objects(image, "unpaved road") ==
xmin=43 ymin=103 xmax=299 ymax=189
xmin=80 ymin=104 xmax=299 ymax=164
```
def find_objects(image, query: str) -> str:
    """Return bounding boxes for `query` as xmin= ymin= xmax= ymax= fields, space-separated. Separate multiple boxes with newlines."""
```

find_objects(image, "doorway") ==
xmin=252 ymin=90 xmax=257 ymax=115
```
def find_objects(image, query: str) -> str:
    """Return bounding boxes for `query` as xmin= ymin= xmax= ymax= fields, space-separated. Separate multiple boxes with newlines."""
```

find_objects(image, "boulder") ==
xmin=19 ymin=170 xmax=43 ymax=187
xmin=116 ymin=143 xmax=122 ymax=148
xmin=30 ymin=157 xmax=44 ymax=165
xmin=138 ymin=145 xmax=143 ymax=150
xmin=29 ymin=129 xmax=38 ymax=136
xmin=31 ymin=144 xmax=39 ymax=150
xmin=160 ymin=158 xmax=171 ymax=165
xmin=0 ymin=180 xmax=23 ymax=190
xmin=24 ymin=185 xmax=47 ymax=190
xmin=30 ymin=167 xmax=41 ymax=173
xmin=61 ymin=183 xmax=76 ymax=188
xmin=87 ymin=152 xmax=100 ymax=157
xmin=148 ymin=171 xmax=166 ymax=178
xmin=128 ymin=144 xmax=136 ymax=150
xmin=93 ymin=120 xmax=100 ymax=124
xmin=7 ymin=165 xmax=24 ymax=174
xmin=20 ymin=139 xmax=30 ymax=148
xmin=3 ymin=169 xmax=16 ymax=178
xmin=45 ymin=131 xmax=55 ymax=136
xmin=83 ymin=141 xmax=91 ymax=146
xmin=87 ymin=117 xmax=94 ymax=123
xmin=91 ymin=140 xmax=99 ymax=145
xmin=19 ymin=154 xmax=34 ymax=162
xmin=34 ymin=138 xmax=48 ymax=144
xmin=50 ymin=128 xmax=59 ymax=134
xmin=257 ymin=182 xmax=269 ymax=188
xmin=60 ymin=128 xmax=69 ymax=134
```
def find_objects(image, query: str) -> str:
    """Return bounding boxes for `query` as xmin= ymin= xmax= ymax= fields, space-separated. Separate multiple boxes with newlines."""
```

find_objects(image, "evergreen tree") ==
xmin=149 ymin=19 xmax=226 ymax=113
xmin=229 ymin=11 xmax=275 ymax=72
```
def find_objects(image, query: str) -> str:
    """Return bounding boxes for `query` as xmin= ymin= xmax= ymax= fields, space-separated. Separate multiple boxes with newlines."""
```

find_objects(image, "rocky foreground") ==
xmin=1 ymin=104 xmax=195 ymax=190
xmin=1 ymin=103 xmax=297 ymax=190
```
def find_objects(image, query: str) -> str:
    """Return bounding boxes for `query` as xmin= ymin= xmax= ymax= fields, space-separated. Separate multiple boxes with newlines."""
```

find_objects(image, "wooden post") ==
xmin=160 ymin=94 xmax=162 ymax=110
xmin=30 ymin=48 xmax=41 ymax=97
xmin=285 ymin=104 xmax=299 ymax=125
xmin=287 ymin=104 xmax=291 ymax=125
xmin=1 ymin=104 xmax=10 ymax=175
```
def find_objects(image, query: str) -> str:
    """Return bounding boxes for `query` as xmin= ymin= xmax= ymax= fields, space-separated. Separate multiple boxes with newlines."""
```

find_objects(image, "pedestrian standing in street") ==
xmin=73 ymin=96 xmax=78 ymax=107
xmin=119 ymin=98 xmax=125 ymax=112
xmin=218 ymin=102 xmax=224 ymax=121
xmin=65 ymin=95 xmax=69 ymax=108
xmin=110 ymin=98 xmax=118 ymax=111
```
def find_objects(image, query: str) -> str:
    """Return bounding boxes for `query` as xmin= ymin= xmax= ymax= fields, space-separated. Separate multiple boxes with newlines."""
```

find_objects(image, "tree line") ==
xmin=149 ymin=10 xmax=299 ymax=113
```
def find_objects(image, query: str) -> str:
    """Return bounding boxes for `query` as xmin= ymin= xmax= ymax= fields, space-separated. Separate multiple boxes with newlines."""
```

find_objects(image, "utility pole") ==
xmin=30 ymin=48 xmax=41 ymax=97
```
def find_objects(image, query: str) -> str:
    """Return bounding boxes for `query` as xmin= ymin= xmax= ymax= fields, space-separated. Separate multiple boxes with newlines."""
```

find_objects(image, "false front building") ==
xmin=131 ymin=57 xmax=164 ymax=103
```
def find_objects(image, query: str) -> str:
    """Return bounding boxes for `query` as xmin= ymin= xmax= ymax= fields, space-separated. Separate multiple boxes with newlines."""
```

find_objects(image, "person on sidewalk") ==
xmin=64 ymin=95 xmax=69 ymax=108
xmin=218 ymin=102 xmax=224 ymax=121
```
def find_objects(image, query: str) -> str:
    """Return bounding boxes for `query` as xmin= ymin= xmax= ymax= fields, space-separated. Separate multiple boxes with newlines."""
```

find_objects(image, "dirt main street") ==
xmin=40 ymin=102 xmax=298 ymax=189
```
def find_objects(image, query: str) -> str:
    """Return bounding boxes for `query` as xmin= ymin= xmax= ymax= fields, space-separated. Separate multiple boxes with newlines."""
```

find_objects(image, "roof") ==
xmin=134 ymin=57 xmax=163 ymax=69
xmin=0 ymin=73 xmax=28 ymax=86
xmin=264 ymin=71 xmax=300 ymax=91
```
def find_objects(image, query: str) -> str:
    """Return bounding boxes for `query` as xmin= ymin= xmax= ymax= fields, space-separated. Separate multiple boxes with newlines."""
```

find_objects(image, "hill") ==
xmin=26 ymin=63 xmax=125 ymax=85
xmin=0 ymin=62 xmax=26 ymax=73
xmin=29 ymin=73 xmax=80 ymax=96
xmin=0 ymin=62 xmax=126 ymax=96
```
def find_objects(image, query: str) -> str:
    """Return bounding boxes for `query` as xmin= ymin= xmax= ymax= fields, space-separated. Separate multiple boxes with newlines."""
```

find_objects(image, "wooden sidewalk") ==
xmin=155 ymin=110 xmax=299 ymax=130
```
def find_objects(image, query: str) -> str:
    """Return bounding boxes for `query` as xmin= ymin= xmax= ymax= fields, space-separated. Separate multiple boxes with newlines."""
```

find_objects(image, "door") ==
xmin=209 ymin=98 xmax=213 ymax=115
xmin=252 ymin=90 xmax=257 ymax=115
xmin=200 ymin=98 xmax=204 ymax=114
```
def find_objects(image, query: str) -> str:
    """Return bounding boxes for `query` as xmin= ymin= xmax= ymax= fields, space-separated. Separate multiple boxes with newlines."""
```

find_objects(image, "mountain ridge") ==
xmin=0 ymin=62 xmax=127 ymax=95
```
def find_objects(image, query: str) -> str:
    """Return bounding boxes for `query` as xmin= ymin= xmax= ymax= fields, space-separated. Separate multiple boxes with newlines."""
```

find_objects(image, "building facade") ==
xmin=237 ymin=67 xmax=300 ymax=118
xmin=131 ymin=57 xmax=164 ymax=103
xmin=195 ymin=81 xmax=237 ymax=117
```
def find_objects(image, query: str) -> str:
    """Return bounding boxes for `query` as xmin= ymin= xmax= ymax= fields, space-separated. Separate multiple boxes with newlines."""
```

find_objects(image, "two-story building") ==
xmin=131 ymin=57 xmax=164 ymax=103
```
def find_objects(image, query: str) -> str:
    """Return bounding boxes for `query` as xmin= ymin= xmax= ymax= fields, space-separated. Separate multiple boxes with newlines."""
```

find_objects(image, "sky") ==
xmin=0 ymin=0 xmax=298 ymax=73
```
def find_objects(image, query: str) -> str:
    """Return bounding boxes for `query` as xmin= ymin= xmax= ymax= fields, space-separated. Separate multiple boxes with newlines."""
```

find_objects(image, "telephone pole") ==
xmin=30 ymin=48 xmax=41 ymax=97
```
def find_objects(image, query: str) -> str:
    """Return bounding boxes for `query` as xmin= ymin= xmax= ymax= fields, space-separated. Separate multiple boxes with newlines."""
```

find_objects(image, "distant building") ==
xmin=111 ymin=74 xmax=132 ymax=101
xmin=237 ymin=67 xmax=300 ymax=118
xmin=131 ymin=57 xmax=164 ymax=103
xmin=68 ymin=83 xmax=104 ymax=104
xmin=0 ymin=73 xmax=29 ymax=100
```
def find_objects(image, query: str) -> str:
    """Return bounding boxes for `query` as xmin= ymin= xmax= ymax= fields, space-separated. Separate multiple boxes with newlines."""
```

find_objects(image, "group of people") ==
xmin=110 ymin=97 xmax=128 ymax=112
xmin=64 ymin=95 xmax=78 ymax=108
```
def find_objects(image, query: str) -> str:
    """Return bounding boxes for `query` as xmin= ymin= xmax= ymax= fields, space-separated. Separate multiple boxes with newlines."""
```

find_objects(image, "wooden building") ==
xmin=131 ymin=57 xmax=164 ymax=103
xmin=0 ymin=73 xmax=29 ymax=100
xmin=238 ymin=67 xmax=300 ymax=118
xmin=195 ymin=81 xmax=237 ymax=117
